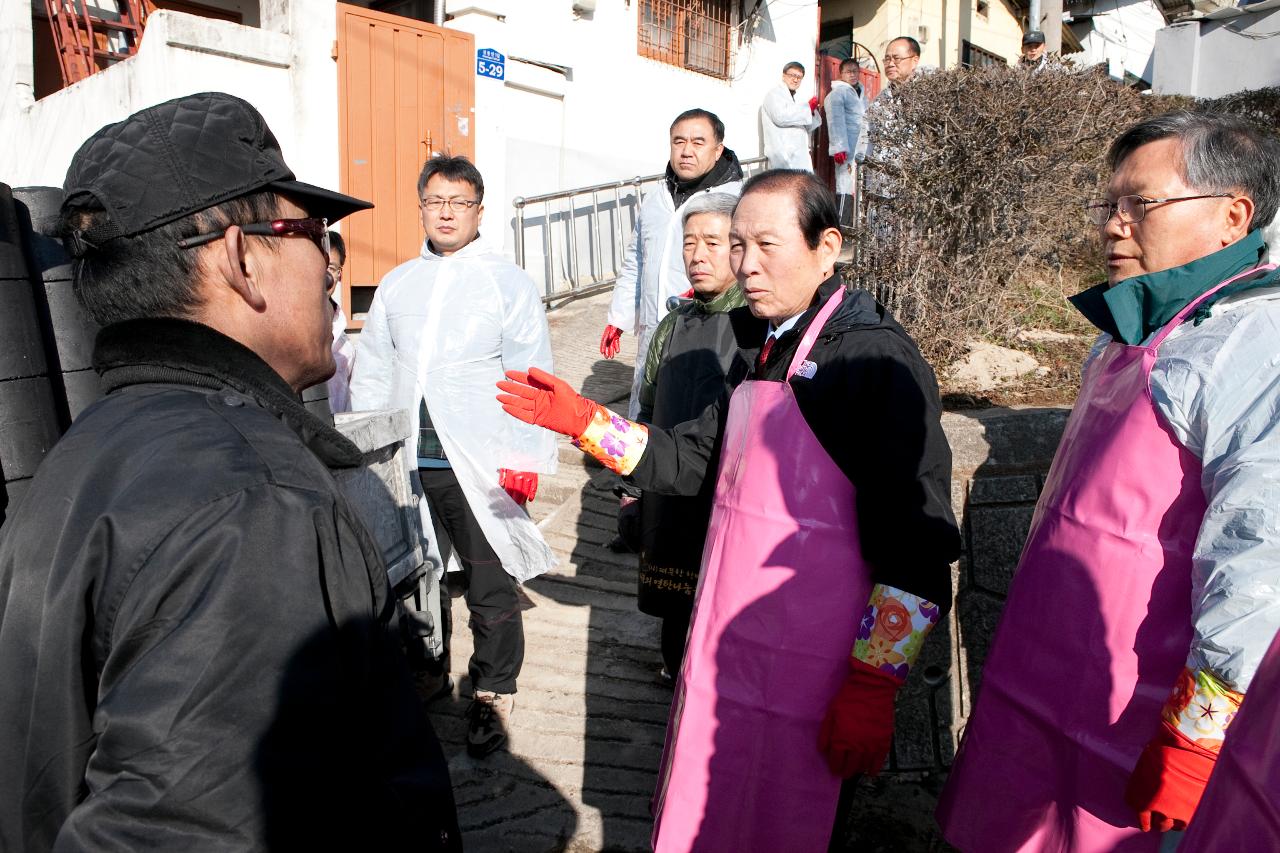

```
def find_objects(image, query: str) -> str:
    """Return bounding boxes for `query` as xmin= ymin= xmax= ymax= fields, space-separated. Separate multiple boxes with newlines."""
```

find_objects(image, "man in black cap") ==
xmin=0 ymin=92 xmax=459 ymax=851
xmin=1021 ymin=30 xmax=1047 ymax=68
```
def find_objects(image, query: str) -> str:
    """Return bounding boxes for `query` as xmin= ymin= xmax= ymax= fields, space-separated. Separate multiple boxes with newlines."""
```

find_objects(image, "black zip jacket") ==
xmin=626 ymin=276 xmax=960 ymax=608
xmin=0 ymin=318 xmax=459 ymax=851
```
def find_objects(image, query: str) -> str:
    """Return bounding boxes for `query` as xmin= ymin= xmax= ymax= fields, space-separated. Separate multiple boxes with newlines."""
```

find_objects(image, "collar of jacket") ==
xmin=1069 ymin=229 xmax=1273 ymax=345
xmin=774 ymin=275 xmax=882 ymax=342
xmin=666 ymin=147 xmax=744 ymax=207
xmin=93 ymin=317 xmax=363 ymax=468
xmin=421 ymin=234 xmax=489 ymax=261
xmin=689 ymin=284 xmax=747 ymax=314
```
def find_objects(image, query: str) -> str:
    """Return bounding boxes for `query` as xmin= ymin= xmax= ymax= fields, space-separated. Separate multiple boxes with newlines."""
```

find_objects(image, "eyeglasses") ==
xmin=420 ymin=196 xmax=480 ymax=212
xmin=783 ymin=71 xmax=804 ymax=80
xmin=177 ymin=217 xmax=330 ymax=261
xmin=883 ymin=53 xmax=916 ymax=65
xmin=1084 ymin=194 xmax=1234 ymax=226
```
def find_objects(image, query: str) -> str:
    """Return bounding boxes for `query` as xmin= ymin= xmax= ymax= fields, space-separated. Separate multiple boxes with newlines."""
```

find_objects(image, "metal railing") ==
xmin=513 ymin=156 xmax=768 ymax=305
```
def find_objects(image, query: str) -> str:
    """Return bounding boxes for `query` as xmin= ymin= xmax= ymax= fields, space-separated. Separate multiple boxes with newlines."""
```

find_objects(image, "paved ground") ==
xmin=423 ymin=291 xmax=669 ymax=852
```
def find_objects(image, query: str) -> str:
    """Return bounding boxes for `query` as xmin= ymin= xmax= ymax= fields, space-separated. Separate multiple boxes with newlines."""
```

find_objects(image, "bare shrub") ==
xmin=850 ymin=63 xmax=1193 ymax=364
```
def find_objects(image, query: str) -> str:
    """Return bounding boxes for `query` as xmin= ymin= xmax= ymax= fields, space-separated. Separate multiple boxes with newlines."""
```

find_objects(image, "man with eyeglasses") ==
xmin=761 ymin=61 xmax=822 ymax=170
xmin=351 ymin=154 xmax=557 ymax=760
xmin=0 ymin=93 xmax=459 ymax=850
xmin=939 ymin=111 xmax=1280 ymax=848
xmin=880 ymin=36 xmax=921 ymax=90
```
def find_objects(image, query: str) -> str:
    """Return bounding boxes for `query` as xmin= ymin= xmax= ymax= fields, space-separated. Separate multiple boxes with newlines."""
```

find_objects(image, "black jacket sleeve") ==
xmin=626 ymin=388 xmax=730 ymax=496
xmin=55 ymin=485 xmax=459 ymax=851
xmin=789 ymin=327 xmax=959 ymax=608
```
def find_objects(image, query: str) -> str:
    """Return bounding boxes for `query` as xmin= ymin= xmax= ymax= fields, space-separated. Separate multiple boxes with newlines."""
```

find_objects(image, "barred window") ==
xmin=638 ymin=0 xmax=735 ymax=80
xmin=962 ymin=40 xmax=1006 ymax=68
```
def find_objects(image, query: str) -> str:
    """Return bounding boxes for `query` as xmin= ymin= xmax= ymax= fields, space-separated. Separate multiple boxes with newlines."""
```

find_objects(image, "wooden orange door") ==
xmin=336 ymin=4 xmax=475 ymax=327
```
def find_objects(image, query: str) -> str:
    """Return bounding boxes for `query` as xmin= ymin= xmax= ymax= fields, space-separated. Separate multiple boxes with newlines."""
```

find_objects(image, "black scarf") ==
xmin=666 ymin=147 xmax=744 ymax=208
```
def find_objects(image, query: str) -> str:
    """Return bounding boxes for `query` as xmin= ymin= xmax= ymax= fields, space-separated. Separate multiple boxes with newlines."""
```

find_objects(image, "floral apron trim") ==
xmin=852 ymin=583 xmax=941 ymax=681
xmin=573 ymin=405 xmax=649 ymax=475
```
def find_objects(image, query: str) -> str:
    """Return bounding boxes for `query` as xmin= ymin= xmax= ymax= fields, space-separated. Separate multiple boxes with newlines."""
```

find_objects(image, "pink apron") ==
xmin=937 ymin=267 xmax=1271 ymax=852
xmin=1179 ymin=627 xmax=1280 ymax=850
xmin=650 ymin=288 xmax=873 ymax=852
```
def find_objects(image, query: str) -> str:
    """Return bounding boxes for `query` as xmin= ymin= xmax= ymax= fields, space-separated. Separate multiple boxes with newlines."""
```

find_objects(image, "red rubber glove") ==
xmin=833 ymin=151 xmax=848 ymax=166
xmin=497 ymin=367 xmax=600 ymax=438
xmin=1125 ymin=721 xmax=1216 ymax=832
xmin=808 ymin=96 xmax=820 ymax=112
xmin=817 ymin=658 xmax=901 ymax=778
xmin=497 ymin=469 xmax=538 ymax=505
xmin=599 ymin=325 xmax=623 ymax=359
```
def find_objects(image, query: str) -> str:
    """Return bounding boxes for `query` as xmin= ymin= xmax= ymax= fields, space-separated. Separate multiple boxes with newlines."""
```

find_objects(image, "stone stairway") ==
xmin=423 ymin=292 xmax=674 ymax=852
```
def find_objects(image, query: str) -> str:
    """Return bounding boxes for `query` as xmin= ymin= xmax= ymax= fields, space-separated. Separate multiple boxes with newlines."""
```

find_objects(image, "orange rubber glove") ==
xmin=834 ymin=151 xmax=848 ymax=166
xmin=1125 ymin=720 xmax=1217 ymax=832
xmin=497 ymin=367 xmax=600 ymax=438
xmin=498 ymin=469 xmax=538 ymax=505
xmin=817 ymin=658 xmax=901 ymax=778
xmin=599 ymin=325 xmax=623 ymax=359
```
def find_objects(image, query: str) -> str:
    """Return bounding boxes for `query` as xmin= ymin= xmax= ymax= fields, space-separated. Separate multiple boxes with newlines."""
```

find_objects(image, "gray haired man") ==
xmin=939 ymin=110 xmax=1280 ymax=847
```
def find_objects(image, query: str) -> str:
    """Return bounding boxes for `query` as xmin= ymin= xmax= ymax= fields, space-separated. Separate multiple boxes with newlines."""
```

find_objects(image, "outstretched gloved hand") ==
xmin=817 ymin=658 xmax=901 ymax=778
xmin=808 ymin=96 xmax=820 ymax=112
xmin=497 ymin=367 xmax=600 ymax=438
xmin=599 ymin=325 xmax=623 ymax=359
xmin=833 ymin=151 xmax=848 ymax=166
xmin=1125 ymin=721 xmax=1217 ymax=832
xmin=498 ymin=469 xmax=538 ymax=505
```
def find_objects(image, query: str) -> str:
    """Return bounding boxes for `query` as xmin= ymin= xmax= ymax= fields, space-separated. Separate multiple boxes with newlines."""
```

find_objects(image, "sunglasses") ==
xmin=177 ymin=217 xmax=330 ymax=262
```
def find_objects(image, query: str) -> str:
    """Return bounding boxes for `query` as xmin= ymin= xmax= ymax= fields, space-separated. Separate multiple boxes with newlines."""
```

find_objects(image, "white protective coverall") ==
xmin=350 ymin=238 xmax=558 ymax=584
xmin=1086 ymin=283 xmax=1280 ymax=695
xmin=761 ymin=82 xmax=820 ymax=171
xmin=606 ymin=179 xmax=743 ymax=418
xmin=823 ymin=79 xmax=870 ymax=196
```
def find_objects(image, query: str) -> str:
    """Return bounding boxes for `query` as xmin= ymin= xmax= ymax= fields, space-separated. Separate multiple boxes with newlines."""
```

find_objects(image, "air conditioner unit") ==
xmin=918 ymin=24 xmax=931 ymax=43
xmin=573 ymin=0 xmax=597 ymax=11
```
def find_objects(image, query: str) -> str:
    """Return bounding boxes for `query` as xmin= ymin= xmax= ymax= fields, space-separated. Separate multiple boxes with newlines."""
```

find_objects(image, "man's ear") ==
xmin=220 ymin=225 xmax=267 ymax=312
xmin=819 ymin=225 xmax=843 ymax=272
xmin=1224 ymin=194 xmax=1255 ymax=245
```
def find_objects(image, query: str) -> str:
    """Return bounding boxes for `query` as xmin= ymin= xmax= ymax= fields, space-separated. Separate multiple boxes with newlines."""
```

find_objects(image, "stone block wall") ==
xmin=890 ymin=406 xmax=1069 ymax=772
xmin=836 ymin=406 xmax=1070 ymax=850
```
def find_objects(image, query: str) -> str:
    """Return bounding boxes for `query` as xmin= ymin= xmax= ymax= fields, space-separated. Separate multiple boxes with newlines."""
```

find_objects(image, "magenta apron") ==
xmin=1179 ymin=627 xmax=1280 ymax=851
xmin=937 ymin=267 xmax=1271 ymax=852
xmin=650 ymin=288 xmax=873 ymax=852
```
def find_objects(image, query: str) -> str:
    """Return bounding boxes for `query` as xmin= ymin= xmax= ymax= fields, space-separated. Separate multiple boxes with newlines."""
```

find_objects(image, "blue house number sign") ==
xmin=477 ymin=48 xmax=505 ymax=80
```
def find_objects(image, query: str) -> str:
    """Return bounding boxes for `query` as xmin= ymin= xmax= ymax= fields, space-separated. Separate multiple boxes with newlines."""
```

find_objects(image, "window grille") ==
xmin=638 ymin=0 xmax=734 ymax=80
xmin=962 ymin=40 xmax=1006 ymax=68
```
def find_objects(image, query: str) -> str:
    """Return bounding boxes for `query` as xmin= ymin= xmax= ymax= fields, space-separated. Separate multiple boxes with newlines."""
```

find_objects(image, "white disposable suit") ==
xmin=350 ymin=238 xmax=558 ymax=584
xmin=761 ymin=82 xmax=820 ymax=171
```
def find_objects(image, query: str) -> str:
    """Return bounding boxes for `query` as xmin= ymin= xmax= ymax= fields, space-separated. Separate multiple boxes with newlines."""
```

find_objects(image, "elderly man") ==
xmin=761 ymin=61 xmax=822 ymax=170
xmin=601 ymin=108 xmax=744 ymax=420
xmin=351 ymin=154 xmax=557 ymax=759
xmin=824 ymin=57 xmax=870 ymax=230
xmin=0 ymin=93 xmax=458 ymax=850
xmin=499 ymin=170 xmax=959 ymax=851
xmin=881 ymin=36 xmax=921 ymax=92
xmin=938 ymin=111 xmax=1280 ymax=849
xmin=634 ymin=191 xmax=766 ymax=680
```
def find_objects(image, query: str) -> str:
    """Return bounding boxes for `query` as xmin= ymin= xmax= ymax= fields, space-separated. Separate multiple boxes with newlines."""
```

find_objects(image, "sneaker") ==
xmin=467 ymin=690 xmax=514 ymax=758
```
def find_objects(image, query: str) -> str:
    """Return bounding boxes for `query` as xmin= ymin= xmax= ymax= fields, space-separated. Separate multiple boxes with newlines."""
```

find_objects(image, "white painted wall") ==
xmin=1153 ymin=4 xmax=1280 ymax=96
xmin=444 ymin=0 xmax=822 ymax=263
xmin=1069 ymin=0 xmax=1165 ymax=85
xmin=0 ymin=3 xmax=338 ymax=207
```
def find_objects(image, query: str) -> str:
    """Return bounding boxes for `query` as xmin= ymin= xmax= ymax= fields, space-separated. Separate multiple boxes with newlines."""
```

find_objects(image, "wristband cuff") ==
xmin=851 ymin=583 xmax=942 ymax=682
xmin=1161 ymin=667 xmax=1243 ymax=753
xmin=573 ymin=406 xmax=649 ymax=475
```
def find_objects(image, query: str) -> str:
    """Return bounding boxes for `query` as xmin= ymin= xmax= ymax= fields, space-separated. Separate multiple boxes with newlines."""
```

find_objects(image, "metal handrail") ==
xmin=512 ymin=156 xmax=768 ymax=305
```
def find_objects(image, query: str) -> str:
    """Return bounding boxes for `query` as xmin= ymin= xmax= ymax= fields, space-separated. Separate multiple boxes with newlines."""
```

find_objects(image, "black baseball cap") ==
xmin=62 ymin=92 xmax=371 ymax=256
xmin=1022 ymin=30 xmax=1046 ymax=46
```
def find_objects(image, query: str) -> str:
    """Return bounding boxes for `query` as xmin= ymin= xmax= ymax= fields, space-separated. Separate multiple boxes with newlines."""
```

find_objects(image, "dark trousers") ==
xmin=660 ymin=608 xmax=692 ymax=678
xmin=419 ymin=467 xmax=524 ymax=695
